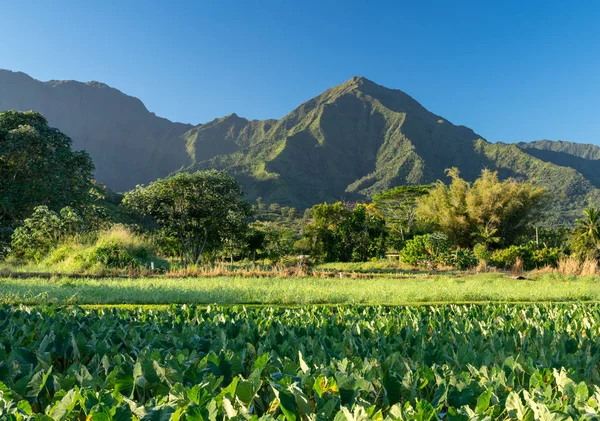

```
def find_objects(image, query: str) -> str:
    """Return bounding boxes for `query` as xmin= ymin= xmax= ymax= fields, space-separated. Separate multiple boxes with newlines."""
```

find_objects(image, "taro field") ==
xmin=0 ymin=304 xmax=600 ymax=420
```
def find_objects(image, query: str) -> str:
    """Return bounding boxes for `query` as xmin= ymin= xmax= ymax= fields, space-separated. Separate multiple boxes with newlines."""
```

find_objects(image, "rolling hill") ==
xmin=1 ymin=70 xmax=599 ymax=223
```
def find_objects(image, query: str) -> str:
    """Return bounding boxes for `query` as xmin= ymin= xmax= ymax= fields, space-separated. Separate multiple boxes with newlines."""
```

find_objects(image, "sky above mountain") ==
xmin=1 ymin=1 xmax=599 ymax=144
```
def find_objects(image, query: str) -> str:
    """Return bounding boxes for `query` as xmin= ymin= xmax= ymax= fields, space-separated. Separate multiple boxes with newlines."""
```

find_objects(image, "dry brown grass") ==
xmin=557 ymin=256 xmax=599 ymax=276
xmin=511 ymin=257 xmax=524 ymax=276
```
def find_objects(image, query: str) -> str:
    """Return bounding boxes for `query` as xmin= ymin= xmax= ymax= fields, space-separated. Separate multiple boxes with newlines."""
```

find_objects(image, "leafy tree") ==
xmin=254 ymin=222 xmax=295 ymax=262
xmin=416 ymin=168 xmax=548 ymax=247
xmin=570 ymin=207 xmax=600 ymax=258
xmin=305 ymin=202 xmax=387 ymax=262
xmin=0 ymin=111 xmax=94 ymax=226
xmin=123 ymin=170 xmax=252 ymax=265
xmin=373 ymin=185 xmax=430 ymax=245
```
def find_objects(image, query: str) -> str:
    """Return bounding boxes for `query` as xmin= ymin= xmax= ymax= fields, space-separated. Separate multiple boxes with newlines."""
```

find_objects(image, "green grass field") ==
xmin=1 ymin=272 xmax=599 ymax=305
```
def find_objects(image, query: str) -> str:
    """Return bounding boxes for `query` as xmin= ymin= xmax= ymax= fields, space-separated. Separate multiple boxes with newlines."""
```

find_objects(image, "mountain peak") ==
xmin=342 ymin=75 xmax=378 ymax=89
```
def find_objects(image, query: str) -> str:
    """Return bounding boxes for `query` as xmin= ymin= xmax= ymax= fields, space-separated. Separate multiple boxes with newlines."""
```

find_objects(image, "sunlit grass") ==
xmin=0 ymin=272 xmax=599 ymax=305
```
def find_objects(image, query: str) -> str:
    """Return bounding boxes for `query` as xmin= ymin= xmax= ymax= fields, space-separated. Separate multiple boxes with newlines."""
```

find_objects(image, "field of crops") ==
xmin=0 ymin=304 xmax=599 ymax=420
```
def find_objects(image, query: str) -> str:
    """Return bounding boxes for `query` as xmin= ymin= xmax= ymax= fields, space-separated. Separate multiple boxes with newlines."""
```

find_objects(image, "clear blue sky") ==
xmin=1 ymin=1 xmax=599 ymax=143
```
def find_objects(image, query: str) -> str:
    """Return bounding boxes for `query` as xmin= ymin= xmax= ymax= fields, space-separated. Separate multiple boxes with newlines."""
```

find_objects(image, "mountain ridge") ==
xmin=1 ymin=69 xmax=599 ymax=222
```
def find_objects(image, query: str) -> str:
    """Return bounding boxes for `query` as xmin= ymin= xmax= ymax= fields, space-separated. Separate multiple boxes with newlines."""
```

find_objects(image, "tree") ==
xmin=571 ymin=207 xmax=600 ymax=258
xmin=0 ymin=111 xmax=94 ymax=226
xmin=123 ymin=170 xmax=252 ymax=266
xmin=373 ymin=185 xmax=430 ymax=245
xmin=305 ymin=202 xmax=387 ymax=262
xmin=416 ymin=168 xmax=548 ymax=247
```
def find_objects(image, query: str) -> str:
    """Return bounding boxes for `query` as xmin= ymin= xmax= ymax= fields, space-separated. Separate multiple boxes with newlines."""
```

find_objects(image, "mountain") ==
xmin=185 ymin=77 xmax=600 ymax=223
xmin=0 ymin=69 xmax=193 ymax=191
xmin=1 ymin=70 xmax=599 ymax=223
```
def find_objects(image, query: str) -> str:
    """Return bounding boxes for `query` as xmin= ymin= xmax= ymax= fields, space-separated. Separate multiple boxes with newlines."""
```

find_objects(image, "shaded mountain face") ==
xmin=0 ymin=70 xmax=193 ymax=191
xmin=2 ymin=70 xmax=599 ymax=223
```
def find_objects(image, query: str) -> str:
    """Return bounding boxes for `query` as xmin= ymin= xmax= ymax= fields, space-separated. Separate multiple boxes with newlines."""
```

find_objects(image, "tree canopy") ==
xmin=416 ymin=168 xmax=548 ymax=247
xmin=123 ymin=170 xmax=252 ymax=265
xmin=305 ymin=202 xmax=387 ymax=262
xmin=0 ymin=111 xmax=94 ymax=226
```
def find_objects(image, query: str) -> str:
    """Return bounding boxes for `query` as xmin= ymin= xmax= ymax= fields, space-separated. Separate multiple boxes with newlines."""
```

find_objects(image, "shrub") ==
xmin=490 ymin=245 xmax=534 ymax=270
xmin=532 ymin=247 xmax=562 ymax=268
xmin=42 ymin=225 xmax=169 ymax=272
xmin=490 ymin=244 xmax=562 ymax=270
xmin=440 ymin=248 xmax=477 ymax=270
xmin=400 ymin=232 xmax=449 ymax=267
xmin=473 ymin=243 xmax=491 ymax=263
xmin=11 ymin=206 xmax=62 ymax=262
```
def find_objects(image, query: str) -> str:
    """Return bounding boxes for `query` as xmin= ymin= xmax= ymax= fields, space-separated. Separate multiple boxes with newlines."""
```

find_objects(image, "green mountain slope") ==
xmin=517 ymin=140 xmax=600 ymax=188
xmin=184 ymin=77 xmax=600 ymax=223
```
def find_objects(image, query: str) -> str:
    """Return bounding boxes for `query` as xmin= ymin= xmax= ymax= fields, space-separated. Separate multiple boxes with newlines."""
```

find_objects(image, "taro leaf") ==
xmin=141 ymin=406 xmax=176 ymax=421
xmin=253 ymin=353 xmax=270 ymax=371
xmin=207 ymin=353 xmax=233 ymax=385
xmin=446 ymin=407 xmax=469 ymax=421
xmin=273 ymin=386 xmax=297 ymax=421
xmin=49 ymin=388 xmax=78 ymax=419
xmin=26 ymin=367 xmax=52 ymax=399
xmin=17 ymin=400 xmax=33 ymax=415
xmin=114 ymin=403 xmax=134 ymax=421
xmin=415 ymin=400 xmax=437 ymax=421
xmin=506 ymin=391 xmax=525 ymax=420
xmin=236 ymin=379 xmax=259 ymax=407
xmin=75 ymin=365 xmax=95 ymax=388
xmin=475 ymin=389 xmax=492 ymax=414
xmin=314 ymin=376 xmax=339 ymax=398
xmin=383 ymin=373 xmax=403 ymax=405
xmin=432 ymin=383 xmax=448 ymax=407
xmin=336 ymin=373 xmax=358 ymax=406
xmin=298 ymin=351 xmax=309 ymax=374
xmin=448 ymin=385 xmax=476 ymax=408
xmin=575 ymin=382 xmax=589 ymax=402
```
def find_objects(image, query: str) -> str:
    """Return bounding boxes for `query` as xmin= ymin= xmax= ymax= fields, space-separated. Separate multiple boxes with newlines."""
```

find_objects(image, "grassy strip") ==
xmin=0 ymin=272 xmax=599 ymax=305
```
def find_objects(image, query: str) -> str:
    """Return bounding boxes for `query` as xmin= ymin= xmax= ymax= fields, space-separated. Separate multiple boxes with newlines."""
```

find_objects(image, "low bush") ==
xmin=440 ymin=248 xmax=477 ymax=270
xmin=42 ymin=225 xmax=168 ymax=272
xmin=400 ymin=232 xmax=450 ymax=267
xmin=490 ymin=244 xmax=562 ymax=270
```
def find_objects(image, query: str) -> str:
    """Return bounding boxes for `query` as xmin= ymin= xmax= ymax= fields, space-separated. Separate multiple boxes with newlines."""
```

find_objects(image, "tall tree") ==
xmin=373 ymin=185 xmax=430 ymax=244
xmin=416 ymin=168 xmax=548 ymax=247
xmin=0 ymin=111 xmax=94 ymax=226
xmin=123 ymin=170 xmax=252 ymax=265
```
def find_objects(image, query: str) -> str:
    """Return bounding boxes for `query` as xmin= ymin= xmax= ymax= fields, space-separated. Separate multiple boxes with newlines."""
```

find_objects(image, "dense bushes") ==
xmin=305 ymin=203 xmax=387 ymax=263
xmin=489 ymin=244 xmax=562 ymax=270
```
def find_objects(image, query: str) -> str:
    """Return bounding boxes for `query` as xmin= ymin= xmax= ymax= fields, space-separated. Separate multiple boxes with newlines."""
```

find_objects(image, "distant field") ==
xmin=1 ymin=272 xmax=599 ymax=305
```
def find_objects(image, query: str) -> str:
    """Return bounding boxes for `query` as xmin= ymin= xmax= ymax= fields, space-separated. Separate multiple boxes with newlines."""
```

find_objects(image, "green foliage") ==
xmin=10 ymin=206 xmax=65 ymax=262
xmin=0 ymin=111 xmax=94 ymax=226
xmin=305 ymin=203 xmax=387 ymax=262
xmin=416 ymin=168 xmax=548 ymax=247
xmin=373 ymin=185 xmax=431 ymax=247
xmin=42 ymin=225 xmax=168 ymax=272
xmin=399 ymin=232 xmax=449 ymax=267
xmin=0 ymin=304 xmax=599 ymax=419
xmin=123 ymin=170 xmax=252 ymax=266
xmin=254 ymin=222 xmax=296 ymax=262
xmin=489 ymin=244 xmax=562 ymax=270
xmin=440 ymin=248 xmax=477 ymax=270
xmin=473 ymin=243 xmax=491 ymax=263
xmin=570 ymin=206 xmax=600 ymax=258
